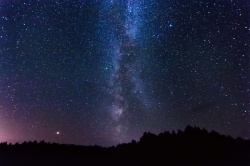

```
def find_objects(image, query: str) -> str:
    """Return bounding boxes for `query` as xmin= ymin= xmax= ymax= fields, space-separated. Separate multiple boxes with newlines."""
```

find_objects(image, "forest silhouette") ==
xmin=0 ymin=125 xmax=249 ymax=166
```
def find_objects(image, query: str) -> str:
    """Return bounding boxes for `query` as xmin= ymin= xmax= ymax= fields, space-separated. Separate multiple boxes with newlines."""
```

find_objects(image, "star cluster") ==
xmin=0 ymin=0 xmax=249 ymax=146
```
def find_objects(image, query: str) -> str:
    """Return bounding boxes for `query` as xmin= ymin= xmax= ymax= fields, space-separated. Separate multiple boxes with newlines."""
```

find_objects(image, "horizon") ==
xmin=1 ymin=125 xmax=249 ymax=147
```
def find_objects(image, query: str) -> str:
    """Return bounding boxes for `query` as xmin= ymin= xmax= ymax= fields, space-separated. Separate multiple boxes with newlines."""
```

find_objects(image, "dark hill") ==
xmin=0 ymin=126 xmax=249 ymax=166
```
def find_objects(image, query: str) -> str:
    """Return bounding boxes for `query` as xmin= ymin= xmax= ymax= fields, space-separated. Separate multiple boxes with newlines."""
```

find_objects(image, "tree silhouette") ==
xmin=0 ymin=126 xmax=249 ymax=166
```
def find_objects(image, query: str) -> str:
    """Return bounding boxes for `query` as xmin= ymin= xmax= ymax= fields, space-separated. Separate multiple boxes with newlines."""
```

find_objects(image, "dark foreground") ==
xmin=0 ymin=126 xmax=249 ymax=166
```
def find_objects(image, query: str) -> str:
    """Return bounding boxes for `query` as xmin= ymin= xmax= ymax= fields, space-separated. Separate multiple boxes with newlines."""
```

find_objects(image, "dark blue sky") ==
xmin=0 ymin=0 xmax=249 ymax=146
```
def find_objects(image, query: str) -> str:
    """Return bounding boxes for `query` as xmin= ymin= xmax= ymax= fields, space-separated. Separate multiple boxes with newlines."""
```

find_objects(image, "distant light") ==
xmin=169 ymin=24 xmax=173 ymax=27
xmin=56 ymin=131 xmax=60 ymax=135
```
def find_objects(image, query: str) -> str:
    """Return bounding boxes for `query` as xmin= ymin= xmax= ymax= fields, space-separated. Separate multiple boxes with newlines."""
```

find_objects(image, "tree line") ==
xmin=0 ymin=125 xmax=249 ymax=166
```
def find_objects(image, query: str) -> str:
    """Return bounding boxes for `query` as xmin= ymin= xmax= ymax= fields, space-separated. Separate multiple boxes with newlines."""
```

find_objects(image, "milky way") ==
xmin=0 ymin=0 xmax=249 ymax=146
xmin=98 ymin=0 xmax=150 ymax=142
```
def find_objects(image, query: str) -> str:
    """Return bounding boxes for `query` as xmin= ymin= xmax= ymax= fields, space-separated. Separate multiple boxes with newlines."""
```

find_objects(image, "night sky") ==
xmin=0 ymin=0 xmax=249 ymax=146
